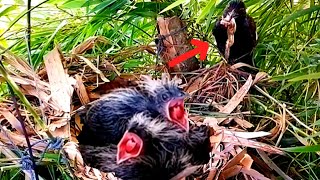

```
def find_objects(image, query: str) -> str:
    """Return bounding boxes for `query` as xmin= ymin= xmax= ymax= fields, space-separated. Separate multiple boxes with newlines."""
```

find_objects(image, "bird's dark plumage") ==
xmin=79 ymin=113 xmax=211 ymax=180
xmin=76 ymin=74 xmax=188 ymax=146
xmin=213 ymin=0 xmax=257 ymax=66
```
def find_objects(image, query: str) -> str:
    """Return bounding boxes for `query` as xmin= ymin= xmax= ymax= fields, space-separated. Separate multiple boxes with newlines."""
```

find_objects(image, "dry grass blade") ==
xmin=224 ymin=130 xmax=271 ymax=139
xmin=0 ymin=75 xmax=49 ymax=90
xmin=221 ymin=134 xmax=283 ymax=155
xmin=72 ymin=36 xmax=109 ymax=55
xmin=78 ymin=55 xmax=110 ymax=82
xmin=255 ymin=85 xmax=317 ymax=133
xmin=169 ymin=165 xmax=203 ymax=180
xmin=219 ymin=75 xmax=252 ymax=114
xmin=233 ymin=117 xmax=254 ymax=128
xmin=257 ymin=150 xmax=293 ymax=180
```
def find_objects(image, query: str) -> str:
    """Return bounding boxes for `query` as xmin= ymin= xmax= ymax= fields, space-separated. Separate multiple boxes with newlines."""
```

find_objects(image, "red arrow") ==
xmin=168 ymin=39 xmax=209 ymax=67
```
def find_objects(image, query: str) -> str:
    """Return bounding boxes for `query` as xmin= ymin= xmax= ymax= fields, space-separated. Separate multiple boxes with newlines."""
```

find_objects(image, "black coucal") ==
xmin=213 ymin=0 xmax=257 ymax=66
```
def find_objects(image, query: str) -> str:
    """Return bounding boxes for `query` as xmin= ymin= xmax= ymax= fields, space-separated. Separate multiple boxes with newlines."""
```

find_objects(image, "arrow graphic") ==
xmin=168 ymin=39 xmax=209 ymax=67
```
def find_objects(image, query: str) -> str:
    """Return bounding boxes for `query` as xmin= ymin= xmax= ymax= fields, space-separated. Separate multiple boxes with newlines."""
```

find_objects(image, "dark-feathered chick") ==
xmin=76 ymin=74 xmax=188 ymax=146
xmin=213 ymin=0 xmax=257 ymax=66
xmin=79 ymin=113 xmax=211 ymax=180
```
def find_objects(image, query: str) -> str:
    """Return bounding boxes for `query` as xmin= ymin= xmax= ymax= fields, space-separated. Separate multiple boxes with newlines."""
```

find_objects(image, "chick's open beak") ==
xmin=166 ymin=98 xmax=189 ymax=132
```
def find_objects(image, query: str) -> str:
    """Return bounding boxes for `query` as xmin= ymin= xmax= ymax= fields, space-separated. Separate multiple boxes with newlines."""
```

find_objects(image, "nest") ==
xmin=0 ymin=37 xmax=286 ymax=180
xmin=185 ymin=62 xmax=254 ymax=103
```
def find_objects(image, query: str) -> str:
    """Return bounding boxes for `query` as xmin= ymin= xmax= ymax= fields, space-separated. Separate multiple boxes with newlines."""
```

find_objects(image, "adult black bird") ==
xmin=79 ymin=113 xmax=211 ymax=180
xmin=213 ymin=0 xmax=257 ymax=66
xmin=76 ymin=74 xmax=189 ymax=146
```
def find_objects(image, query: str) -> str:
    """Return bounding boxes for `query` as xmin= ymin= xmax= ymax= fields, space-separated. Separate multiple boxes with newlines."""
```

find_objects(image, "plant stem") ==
xmin=7 ymin=84 xmax=39 ymax=180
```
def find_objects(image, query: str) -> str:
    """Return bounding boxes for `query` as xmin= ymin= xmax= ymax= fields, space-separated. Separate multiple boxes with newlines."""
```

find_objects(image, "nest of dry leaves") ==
xmin=0 ymin=36 xmax=286 ymax=180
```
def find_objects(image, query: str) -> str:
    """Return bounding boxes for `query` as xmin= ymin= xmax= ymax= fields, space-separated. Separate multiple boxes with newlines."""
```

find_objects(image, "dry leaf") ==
xmin=230 ymin=62 xmax=256 ymax=70
xmin=240 ymin=168 xmax=270 ymax=180
xmin=91 ymin=74 xmax=138 ymax=95
xmin=240 ymin=154 xmax=253 ymax=169
xmin=75 ymin=75 xmax=90 ymax=105
xmin=220 ymin=165 xmax=242 ymax=179
xmin=63 ymin=142 xmax=84 ymax=168
xmin=0 ymin=130 xmax=46 ymax=151
xmin=44 ymin=46 xmax=75 ymax=112
xmin=223 ymin=148 xmax=248 ymax=170
xmin=253 ymin=72 xmax=268 ymax=84
xmin=185 ymin=77 xmax=203 ymax=94
xmin=104 ymin=60 xmax=120 ymax=76
xmin=3 ymin=52 xmax=35 ymax=78
xmin=219 ymin=75 xmax=253 ymax=114
xmin=0 ymin=107 xmax=24 ymax=134
xmin=206 ymin=168 xmax=218 ymax=180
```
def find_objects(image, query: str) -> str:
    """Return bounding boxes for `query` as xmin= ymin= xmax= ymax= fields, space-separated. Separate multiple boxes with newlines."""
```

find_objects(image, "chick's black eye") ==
xmin=161 ymin=93 xmax=169 ymax=101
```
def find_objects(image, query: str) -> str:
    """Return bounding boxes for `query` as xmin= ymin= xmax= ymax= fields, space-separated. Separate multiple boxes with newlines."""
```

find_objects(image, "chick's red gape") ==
xmin=117 ymin=131 xmax=143 ymax=164
xmin=167 ymin=98 xmax=189 ymax=131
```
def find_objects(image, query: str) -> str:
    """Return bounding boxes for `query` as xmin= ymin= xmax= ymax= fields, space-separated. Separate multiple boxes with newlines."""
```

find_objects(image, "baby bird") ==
xmin=76 ymin=74 xmax=188 ymax=146
xmin=79 ymin=113 xmax=211 ymax=180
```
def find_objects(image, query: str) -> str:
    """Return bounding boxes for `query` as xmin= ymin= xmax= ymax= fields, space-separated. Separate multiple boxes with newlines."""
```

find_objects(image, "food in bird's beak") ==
xmin=166 ymin=98 xmax=189 ymax=131
xmin=117 ymin=131 xmax=143 ymax=164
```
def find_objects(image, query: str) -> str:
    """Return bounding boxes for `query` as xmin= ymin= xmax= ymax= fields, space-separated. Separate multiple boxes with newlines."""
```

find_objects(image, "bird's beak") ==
xmin=225 ymin=14 xmax=232 ymax=22
xmin=221 ymin=10 xmax=236 ymax=27
xmin=166 ymin=98 xmax=189 ymax=132
xmin=117 ymin=131 xmax=143 ymax=164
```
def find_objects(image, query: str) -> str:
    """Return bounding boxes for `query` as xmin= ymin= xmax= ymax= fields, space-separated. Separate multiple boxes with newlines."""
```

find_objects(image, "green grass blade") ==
xmin=280 ymin=5 xmax=320 ymax=25
xmin=196 ymin=0 xmax=216 ymax=24
xmin=159 ymin=0 xmax=186 ymax=14
xmin=33 ymin=20 xmax=68 ymax=69
xmin=282 ymin=145 xmax=320 ymax=152
xmin=288 ymin=72 xmax=320 ymax=82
